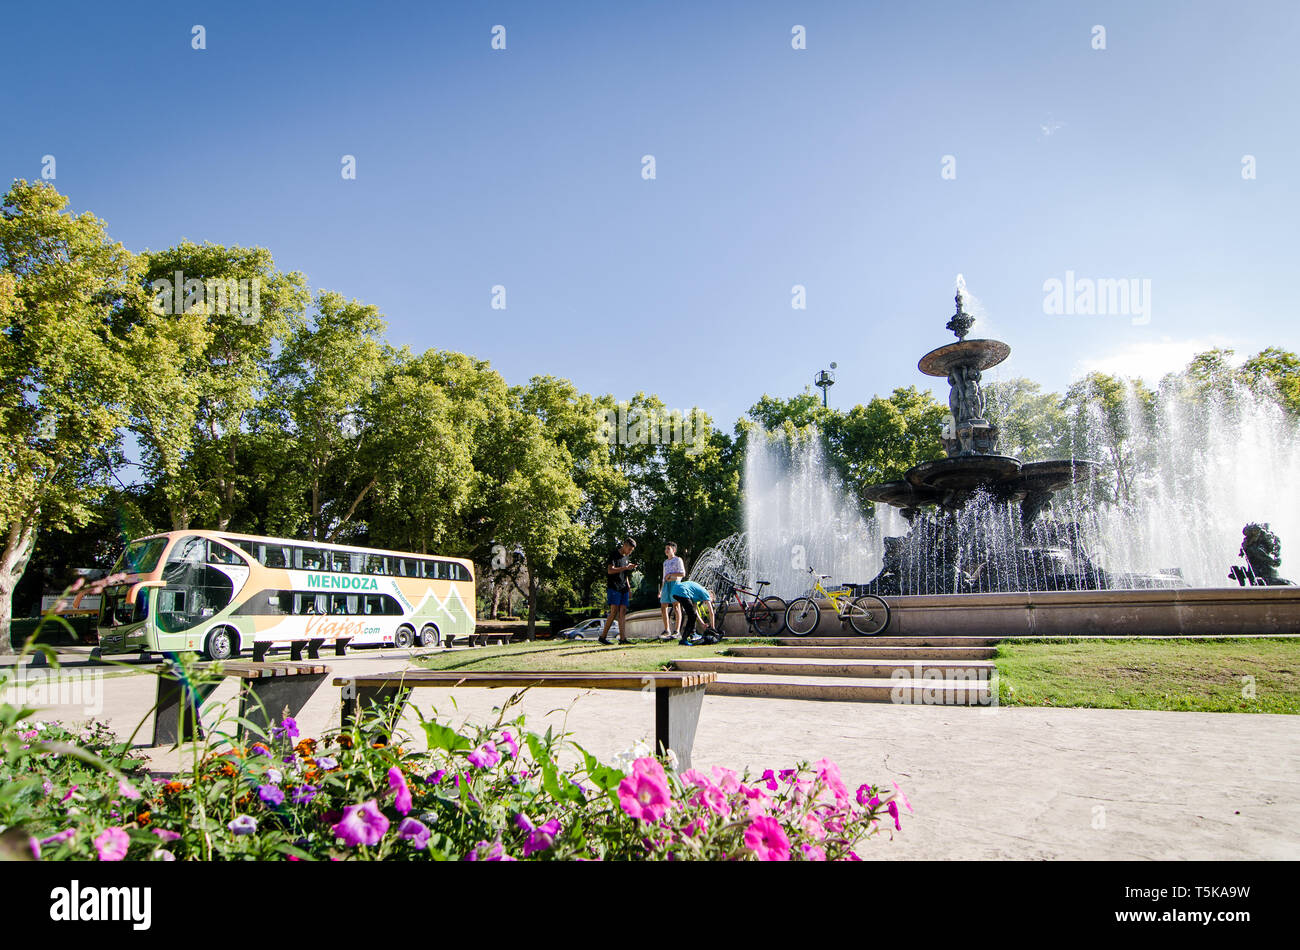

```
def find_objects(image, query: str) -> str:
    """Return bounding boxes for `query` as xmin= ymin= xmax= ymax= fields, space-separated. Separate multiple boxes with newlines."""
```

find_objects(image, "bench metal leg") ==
xmin=253 ymin=641 xmax=271 ymax=663
xmin=306 ymin=638 xmax=325 ymax=660
xmin=290 ymin=640 xmax=306 ymax=661
xmin=152 ymin=674 xmax=221 ymax=747
xmin=655 ymin=684 xmax=707 ymax=771
xmin=238 ymin=672 xmax=329 ymax=741
xmin=334 ymin=638 xmax=351 ymax=656
xmin=339 ymin=682 xmax=412 ymax=740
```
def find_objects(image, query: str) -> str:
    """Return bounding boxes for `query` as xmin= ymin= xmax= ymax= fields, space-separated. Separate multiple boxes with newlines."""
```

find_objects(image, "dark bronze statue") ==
xmin=1230 ymin=523 xmax=1293 ymax=586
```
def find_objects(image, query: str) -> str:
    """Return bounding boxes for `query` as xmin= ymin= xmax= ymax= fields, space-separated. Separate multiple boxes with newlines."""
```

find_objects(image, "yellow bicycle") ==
xmin=784 ymin=567 xmax=890 ymax=636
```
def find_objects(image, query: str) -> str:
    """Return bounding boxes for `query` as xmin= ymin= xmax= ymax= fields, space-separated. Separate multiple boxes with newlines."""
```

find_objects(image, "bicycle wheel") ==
xmin=848 ymin=595 xmax=890 ymax=636
xmin=750 ymin=596 xmax=787 ymax=635
xmin=784 ymin=597 xmax=821 ymax=637
xmin=713 ymin=602 xmax=730 ymax=637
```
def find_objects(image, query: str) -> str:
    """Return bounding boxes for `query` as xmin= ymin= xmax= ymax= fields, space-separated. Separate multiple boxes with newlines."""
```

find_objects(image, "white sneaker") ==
xmin=657 ymin=631 xmax=676 ymax=641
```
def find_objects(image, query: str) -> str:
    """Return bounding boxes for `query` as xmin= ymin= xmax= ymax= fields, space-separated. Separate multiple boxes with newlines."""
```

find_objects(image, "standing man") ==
xmin=600 ymin=537 xmax=637 ymax=645
xmin=657 ymin=541 xmax=686 ymax=641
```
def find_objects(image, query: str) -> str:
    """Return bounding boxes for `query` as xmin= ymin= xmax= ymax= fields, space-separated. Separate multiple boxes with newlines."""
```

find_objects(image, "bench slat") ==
xmin=333 ymin=670 xmax=716 ymax=691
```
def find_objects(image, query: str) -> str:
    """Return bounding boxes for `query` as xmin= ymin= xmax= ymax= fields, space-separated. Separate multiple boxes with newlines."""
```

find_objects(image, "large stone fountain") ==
xmin=859 ymin=293 xmax=1180 ymax=595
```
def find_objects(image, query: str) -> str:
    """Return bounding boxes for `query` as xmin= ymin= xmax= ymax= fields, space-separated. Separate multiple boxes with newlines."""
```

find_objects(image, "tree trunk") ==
xmin=0 ymin=518 xmax=40 ymax=657
xmin=526 ymin=571 xmax=539 ymax=641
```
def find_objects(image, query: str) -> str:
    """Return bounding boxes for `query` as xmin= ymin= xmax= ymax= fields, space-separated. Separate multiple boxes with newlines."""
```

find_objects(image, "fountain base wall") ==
xmin=622 ymin=587 xmax=1300 ymax=638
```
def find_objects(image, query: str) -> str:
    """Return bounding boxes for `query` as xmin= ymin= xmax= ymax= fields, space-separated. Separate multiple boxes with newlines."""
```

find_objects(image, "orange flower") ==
xmin=136 ymin=811 xmax=151 ymax=826
xmin=219 ymin=762 xmax=237 ymax=778
xmin=163 ymin=781 xmax=185 ymax=795
xmin=295 ymin=738 xmax=317 ymax=756
xmin=337 ymin=735 xmax=354 ymax=750
xmin=303 ymin=768 xmax=322 ymax=784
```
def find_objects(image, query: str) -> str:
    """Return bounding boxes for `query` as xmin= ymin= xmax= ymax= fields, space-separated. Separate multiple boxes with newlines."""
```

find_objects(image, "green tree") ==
xmin=0 ymin=181 xmax=143 ymax=652
xmin=1239 ymin=347 xmax=1300 ymax=417
xmin=983 ymin=377 xmax=1068 ymax=461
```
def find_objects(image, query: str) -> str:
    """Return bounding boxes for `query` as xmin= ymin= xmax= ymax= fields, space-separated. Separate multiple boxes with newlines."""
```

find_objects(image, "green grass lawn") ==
xmin=414 ymin=638 xmax=772 ymax=674
xmin=995 ymin=638 xmax=1300 ymax=713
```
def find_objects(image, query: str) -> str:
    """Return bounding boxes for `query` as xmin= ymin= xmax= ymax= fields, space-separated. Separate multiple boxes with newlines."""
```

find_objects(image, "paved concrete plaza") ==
xmin=8 ymin=648 xmax=1298 ymax=860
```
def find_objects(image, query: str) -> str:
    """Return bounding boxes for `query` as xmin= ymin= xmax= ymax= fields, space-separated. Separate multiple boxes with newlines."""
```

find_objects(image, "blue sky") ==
xmin=4 ymin=0 xmax=1298 ymax=429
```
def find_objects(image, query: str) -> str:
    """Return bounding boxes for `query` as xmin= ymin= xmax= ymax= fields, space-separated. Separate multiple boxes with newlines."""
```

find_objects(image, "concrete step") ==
xmin=705 ymin=672 xmax=993 ymax=705
xmin=675 ymin=656 xmax=995 ymax=679
xmin=729 ymin=645 xmax=997 ymax=660
xmin=772 ymin=636 xmax=1003 ymax=648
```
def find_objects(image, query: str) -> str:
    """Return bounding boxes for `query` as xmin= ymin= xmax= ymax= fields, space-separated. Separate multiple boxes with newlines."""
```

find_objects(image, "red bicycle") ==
xmin=713 ymin=576 xmax=787 ymax=636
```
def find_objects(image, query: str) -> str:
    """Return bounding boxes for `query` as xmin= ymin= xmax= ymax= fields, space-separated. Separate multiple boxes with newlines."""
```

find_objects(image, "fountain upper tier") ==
xmin=863 ymin=291 xmax=1100 ymax=520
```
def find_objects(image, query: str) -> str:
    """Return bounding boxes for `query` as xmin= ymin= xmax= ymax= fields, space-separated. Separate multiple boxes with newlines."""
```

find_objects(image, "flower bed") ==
xmin=2 ymin=666 xmax=908 ymax=861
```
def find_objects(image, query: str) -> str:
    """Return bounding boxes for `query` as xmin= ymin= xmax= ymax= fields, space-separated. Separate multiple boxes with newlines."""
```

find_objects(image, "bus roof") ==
xmin=125 ymin=529 xmax=475 ymax=567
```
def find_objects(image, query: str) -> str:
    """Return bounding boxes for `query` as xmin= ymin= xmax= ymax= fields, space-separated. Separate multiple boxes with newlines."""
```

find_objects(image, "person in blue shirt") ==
xmin=671 ymin=580 xmax=718 ymax=645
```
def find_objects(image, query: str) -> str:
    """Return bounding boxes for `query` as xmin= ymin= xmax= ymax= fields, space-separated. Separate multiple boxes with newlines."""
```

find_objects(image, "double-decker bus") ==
xmin=88 ymin=531 xmax=476 ymax=660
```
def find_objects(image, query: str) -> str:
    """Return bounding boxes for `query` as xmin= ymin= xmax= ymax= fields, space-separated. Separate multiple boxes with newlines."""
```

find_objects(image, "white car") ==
xmin=556 ymin=618 xmax=618 ymax=640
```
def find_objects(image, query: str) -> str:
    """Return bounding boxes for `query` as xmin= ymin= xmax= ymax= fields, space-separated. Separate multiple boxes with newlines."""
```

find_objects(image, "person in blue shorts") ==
xmin=599 ymin=537 xmax=637 ymax=645
xmin=657 ymin=541 xmax=686 ymax=641
xmin=671 ymin=580 xmax=718 ymax=645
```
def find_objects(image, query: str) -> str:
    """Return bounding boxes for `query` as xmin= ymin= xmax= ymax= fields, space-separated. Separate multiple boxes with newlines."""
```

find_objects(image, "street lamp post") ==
xmin=814 ymin=362 xmax=837 ymax=408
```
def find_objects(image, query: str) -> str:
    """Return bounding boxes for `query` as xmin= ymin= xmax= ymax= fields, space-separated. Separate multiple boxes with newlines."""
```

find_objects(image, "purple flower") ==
xmin=151 ymin=829 xmax=181 ymax=843
xmin=272 ymin=717 xmax=299 ymax=742
xmin=498 ymin=731 xmax=519 ymax=758
xmin=463 ymin=840 xmax=515 ymax=862
xmin=523 ymin=819 xmax=561 ymax=857
xmin=515 ymin=813 xmax=534 ymax=832
xmin=426 ymin=769 xmax=447 ymax=785
xmin=41 ymin=780 xmax=53 ymax=796
xmin=28 ymin=837 xmax=40 ymax=860
xmin=316 ymin=756 xmax=338 ymax=771
xmin=265 ymin=768 xmax=283 ymax=785
xmin=292 ymin=785 xmax=319 ymax=805
xmin=760 ymin=769 xmax=779 ymax=792
xmin=466 ymin=741 xmax=500 ymax=769
xmin=59 ymin=785 xmax=77 ymax=803
xmin=249 ymin=744 xmax=271 ymax=758
xmin=228 ymin=815 xmax=258 ymax=836
xmin=397 ymin=817 xmax=431 ymax=850
xmin=94 ymin=827 xmax=131 ymax=861
xmin=258 ymin=784 xmax=285 ymax=806
xmin=332 ymin=801 xmax=389 ymax=847
xmin=388 ymin=767 xmax=412 ymax=815
xmin=41 ymin=829 xmax=76 ymax=848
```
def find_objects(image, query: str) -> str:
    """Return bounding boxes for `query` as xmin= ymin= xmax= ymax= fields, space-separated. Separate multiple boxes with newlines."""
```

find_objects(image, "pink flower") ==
xmin=887 ymin=799 xmax=902 ymax=830
xmin=522 ymin=819 xmax=561 ymax=857
xmin=60 ymin=785 xmax=77 ymax=803
xmin=117 ymin=778 xmax=141 ymax=801
xmin=618 ymin=757 xmax=672 ymax=823
xmin=332 ymin=801 xmax=390 ymax=847
xmin=739 ymin=785 xmax=772 ymax=819
xmin=760 ymin=769 xmax=779 ymax=792
xmin=813 ymin=758 xmax=849 ymax=805
xmin=398 ymin=818 xmax=431 ymax=850
xmin=151 ymin=829 xmax=181 ymax=843
xmin=388 ymin=767 xmax=412 ymax=815
xmin=94 ymin=827 xmax=130 ymax=861
xmin=743 ymin=816 xmax=791 ymax=861
xmin=801 ymin=843 xmax=827 ymax=861
xmin=498 ymin=731 xmax=518 ymax=758
xmin=802 ymin=813 xmax=827 ymax=840
xmin=893 ymin=781 xmax=913 ymax=813
xmin=711 ymin=765 xmax=741 ymax=794
xmin=692 ymin=783 xmax=731 ymax=818
xmin=467 ymin=740 xmax=501 ymax=769
xmin=684 ymin=817 xmax=709 ymax=837
xmin=679 ymin=769 xmax=712 ymax=789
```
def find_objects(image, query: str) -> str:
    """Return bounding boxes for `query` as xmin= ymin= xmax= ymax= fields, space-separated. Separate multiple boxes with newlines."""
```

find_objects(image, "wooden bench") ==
xmin=334 ymin=670 xmax=716 ymax=769
xmin=154 ymin=660 xmax=330 ymax=747
xmin=251 ymin=637 xmax=352 ymax=663
xmin=443 ymin=632 xmax=515 ymax=648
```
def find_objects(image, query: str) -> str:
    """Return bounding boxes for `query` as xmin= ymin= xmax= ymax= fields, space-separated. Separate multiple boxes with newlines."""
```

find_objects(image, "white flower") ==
xmin=265 ymin=768 xmax=283 ymax=785
xmin=152 ymin=849 xmax=176 ymax=861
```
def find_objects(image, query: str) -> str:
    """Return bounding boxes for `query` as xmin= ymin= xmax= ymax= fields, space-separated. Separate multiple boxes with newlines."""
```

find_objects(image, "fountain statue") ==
xmin=858 ymin=292 xmax=1181 ymax=595
xmin=1231 ymin=523 xmax=1293 ymax=586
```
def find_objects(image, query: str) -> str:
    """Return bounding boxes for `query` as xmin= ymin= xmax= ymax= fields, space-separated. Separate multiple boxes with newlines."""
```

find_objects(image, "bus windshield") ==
xmin=111 ymin=538 xmax=169 ymax=575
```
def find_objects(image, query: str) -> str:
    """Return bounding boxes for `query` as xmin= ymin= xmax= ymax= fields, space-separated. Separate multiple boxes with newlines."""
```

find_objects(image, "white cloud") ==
xmin=1073 ymin=336 xmax=1245 ymax=381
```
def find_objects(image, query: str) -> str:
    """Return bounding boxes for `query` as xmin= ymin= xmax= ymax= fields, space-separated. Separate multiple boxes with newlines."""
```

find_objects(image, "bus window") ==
xmin=365 ymin=555 xmax=389 ymax=575
xmin=398 ymin=558 xmax=420 ymax=577
xmin=450 ymin=563 xmax=469 ymax=582
xmin=157 ymin=535 xmax=236 ymax=633
xmin=270 ymin=591 xmax=291 ymax=615
xmin=363 ymin=594 xmax=381 ymax=615
xmin=295 ymin=547 xmax=326 ymax=571
xmin=111 ymin=538 xmax=168 ymax=575
xmin=101 ymin=588 xmax=149 ymax=627
xmin=429 ymin=561 xmax=449 ymax=580
xmin=328 ymin=550 xmax=350 ymax=573
xmin=209 ymin=539 xmax=243 ymax=565
xmin=330 ymin=594 xmax=360 ymax=615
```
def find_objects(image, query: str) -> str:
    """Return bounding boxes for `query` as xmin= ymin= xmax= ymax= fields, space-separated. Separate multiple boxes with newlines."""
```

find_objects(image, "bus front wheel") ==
xmin=204 ymin=627 xmax=238 ymax=661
